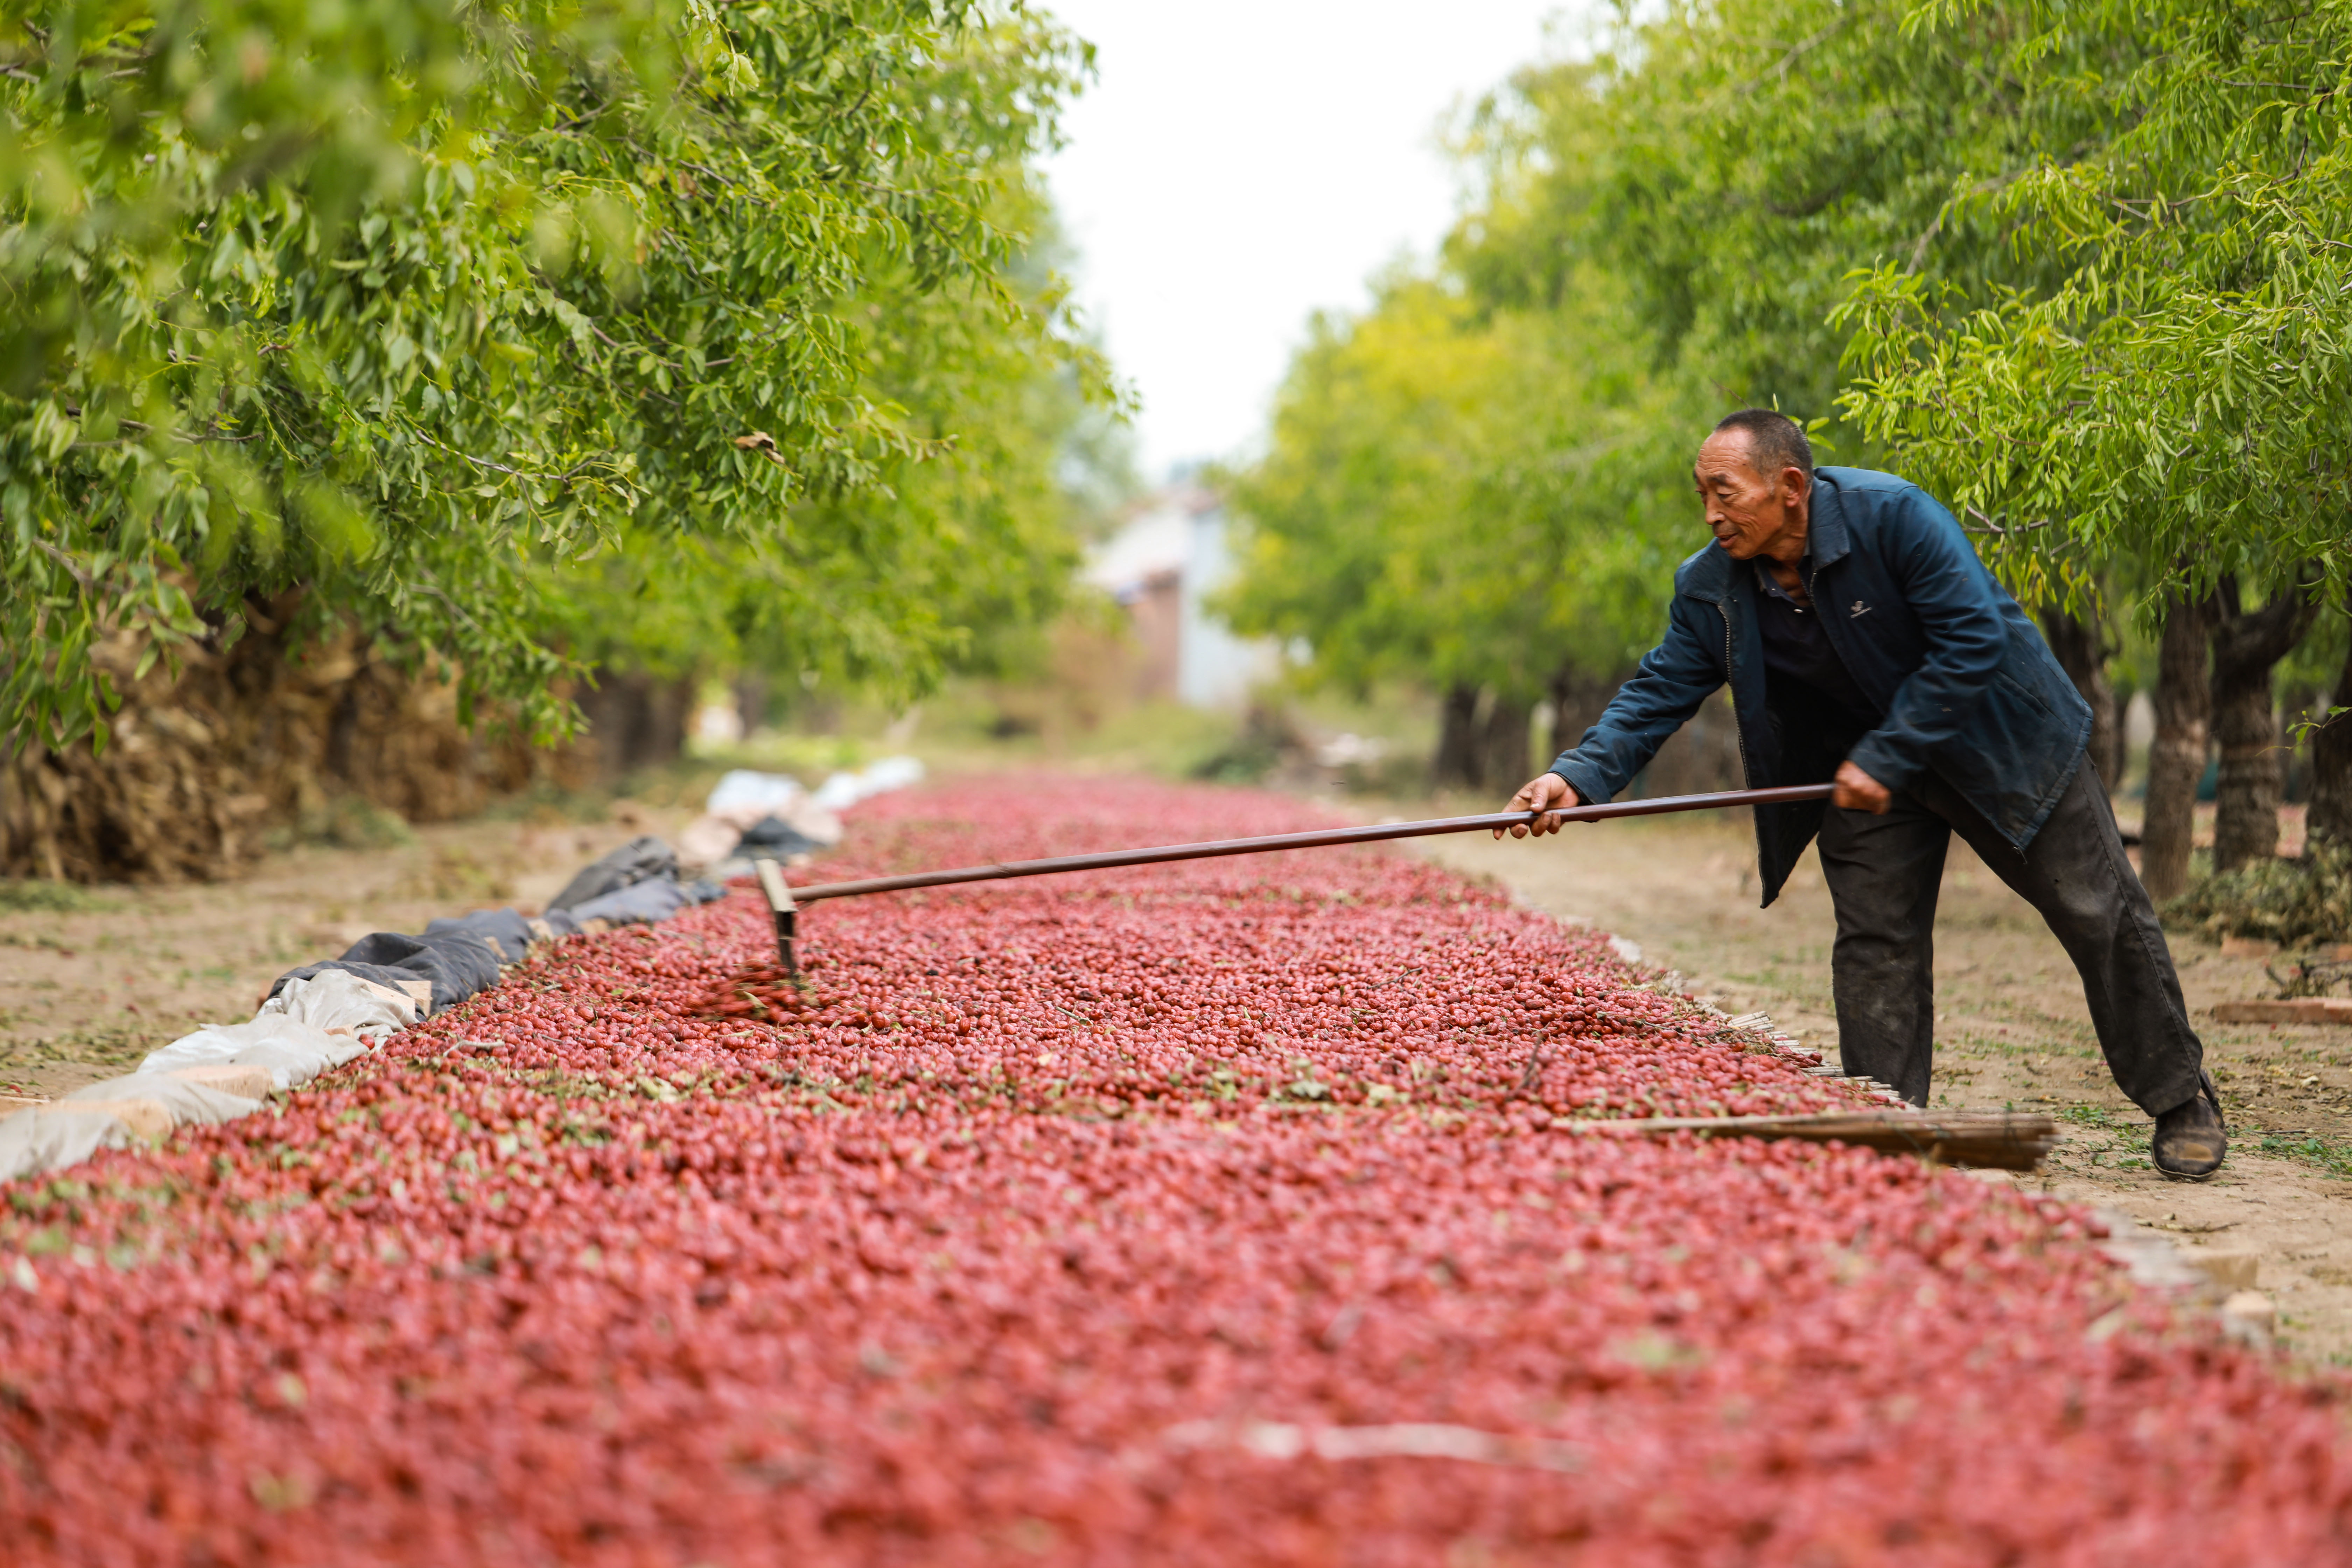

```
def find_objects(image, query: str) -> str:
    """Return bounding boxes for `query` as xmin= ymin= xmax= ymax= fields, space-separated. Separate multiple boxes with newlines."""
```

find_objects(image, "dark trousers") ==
xmin=1814 ymin=760 xmax=2205 ymax=1115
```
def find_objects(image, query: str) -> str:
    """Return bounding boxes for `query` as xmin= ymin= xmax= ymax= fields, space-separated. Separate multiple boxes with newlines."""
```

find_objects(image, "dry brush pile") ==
xmin=0 ymin=598 xmax=542 ymax=884
xmin=0 ymin=777 xmax=2344 ymax=1564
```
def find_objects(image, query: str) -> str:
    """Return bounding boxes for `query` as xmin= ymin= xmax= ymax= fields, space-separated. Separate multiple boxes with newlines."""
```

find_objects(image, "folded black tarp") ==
xmin=273 ymin=930 xmax=505 ymax=1015
xmin=422 ymin=908 xmax=540 ymax=962
xmin=547 ymin=835 xmax=678 ymax=913
xmin=734 ymin=814 xmax=829 ymax=861
xmin=268 ymin=840 xmax=709 ymax=1017
xmin=565 ymin=877 xmax=725 ymax=927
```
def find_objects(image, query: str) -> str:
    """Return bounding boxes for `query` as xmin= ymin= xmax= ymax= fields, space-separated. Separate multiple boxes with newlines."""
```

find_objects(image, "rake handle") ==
xmin=769 ymin=782 xmax=1836 ymax=906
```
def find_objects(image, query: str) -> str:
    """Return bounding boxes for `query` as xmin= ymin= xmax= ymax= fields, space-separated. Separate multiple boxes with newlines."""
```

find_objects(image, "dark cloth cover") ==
xmin=546 ymin=835 xmax=678 ymax=913
xmin=274 ymin=930 xmax=503 ymax=1014
xmin=423 ymin=908 xmax=539 ymax=963
xmin=266 ymin=852 xmax=714 ymax=1020
xmin=734 ymin=815 xmax=828 ymax=861
xmin=565 ymin=877 xmax=722 ymax=927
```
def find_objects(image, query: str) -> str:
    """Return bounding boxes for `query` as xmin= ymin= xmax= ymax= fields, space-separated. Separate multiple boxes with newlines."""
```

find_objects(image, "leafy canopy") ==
xmin=0 ymin=0 xmax=1107 ymax=745
xmin=1233 ymin=0 xmax=2348 ymax=712
xmin=1222 ymin=270 xmax=1700 ymax=704
xmin=1838 ymin=0 xmax=2352 ymax=603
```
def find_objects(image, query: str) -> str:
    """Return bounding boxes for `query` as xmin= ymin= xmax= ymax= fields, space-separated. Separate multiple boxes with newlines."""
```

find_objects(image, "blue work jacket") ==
xmin=1545 ymin=467 xmax=2092 ymax=905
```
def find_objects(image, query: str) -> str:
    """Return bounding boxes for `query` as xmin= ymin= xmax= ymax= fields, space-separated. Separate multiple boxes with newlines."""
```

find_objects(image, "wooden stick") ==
xmin=780 ymin=783 xmax=1837 ymax=905
xmin=1552 ymin=1109 xmax=2060 ymax=1171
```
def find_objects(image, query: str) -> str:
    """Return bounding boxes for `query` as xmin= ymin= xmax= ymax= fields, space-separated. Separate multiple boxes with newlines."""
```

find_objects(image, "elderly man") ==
xmin=1503 ymin=409 xmax=2226 ymax=1179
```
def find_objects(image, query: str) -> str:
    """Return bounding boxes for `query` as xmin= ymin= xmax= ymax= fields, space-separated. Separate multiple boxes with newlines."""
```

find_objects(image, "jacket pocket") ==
xmin=1992 ymin=668 xmax=2057 ymax=720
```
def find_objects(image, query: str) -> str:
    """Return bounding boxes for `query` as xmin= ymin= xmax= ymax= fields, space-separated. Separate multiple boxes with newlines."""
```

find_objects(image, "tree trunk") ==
xmin=2141 ymin=591 xmax=2213 ymax=901
xmin=1545 ymin=666 xmax=1625 ymax=771
xmin=0 ymin=593 xmax=533 ymax=882
xmin=2309 ymin=592 xmax=2352 ymax=849
xmin=2041 ymin=605 xmax=2122 ymax=790
xmin=1476 ymin=691 xmax=1532 ymax=795
xmin=2209 ymin=575 xmax=2317 ymax=873
xmin=1432 ymin=682 xmax=1481 ymax=791
xmin=575 ymin=669 xmax=696 ymax=784
xmin=733 ymin=672 xmax=770 ymax=741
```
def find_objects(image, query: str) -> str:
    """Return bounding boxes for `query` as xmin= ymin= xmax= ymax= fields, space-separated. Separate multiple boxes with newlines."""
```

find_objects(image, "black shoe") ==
xmin=2152 ymin=1070 xmax=2227 ymax=1181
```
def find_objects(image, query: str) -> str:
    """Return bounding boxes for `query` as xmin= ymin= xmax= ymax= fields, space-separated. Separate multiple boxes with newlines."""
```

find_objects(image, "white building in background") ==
xmin=1083 ymin=483 xmax=1277 ymax=709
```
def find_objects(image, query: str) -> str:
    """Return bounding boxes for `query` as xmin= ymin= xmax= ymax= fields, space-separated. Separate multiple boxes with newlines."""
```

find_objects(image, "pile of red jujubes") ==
xmin=1 ymin=776 xmax=2344 ymax=1566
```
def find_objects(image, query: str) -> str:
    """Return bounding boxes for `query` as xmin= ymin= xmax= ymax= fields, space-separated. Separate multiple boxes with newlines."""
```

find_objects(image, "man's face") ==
xmin=1693 ymin=431 xmax=1805 ymax=560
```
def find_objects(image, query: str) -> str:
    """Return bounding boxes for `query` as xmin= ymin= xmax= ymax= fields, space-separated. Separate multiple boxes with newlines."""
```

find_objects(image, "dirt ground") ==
xmin=1418 ymin=808 xmax=2352 ymax=1368
xmin=7 ymin=780 xmax=2348 ymax=1368
xmin=0 ymin=808 xmax=686 ymax=1100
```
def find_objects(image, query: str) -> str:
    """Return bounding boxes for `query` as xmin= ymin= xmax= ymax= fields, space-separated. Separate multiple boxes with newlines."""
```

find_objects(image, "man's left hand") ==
xmin=1833 ymin=761 xmax=1892 ymax=814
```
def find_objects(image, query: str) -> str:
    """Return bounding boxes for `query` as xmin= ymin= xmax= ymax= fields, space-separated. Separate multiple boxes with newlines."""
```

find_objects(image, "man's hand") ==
xmin=1833 ymin=761 xmax=1892 ymax=814
xmin=1496 ymin=772 xmax=1580 ymax=839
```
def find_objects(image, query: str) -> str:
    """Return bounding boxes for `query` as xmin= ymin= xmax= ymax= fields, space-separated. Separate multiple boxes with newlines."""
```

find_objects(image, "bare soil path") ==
xmin=0 ymin=807 xmax=686 ymax=1100
xmin=1414 ymin=806 xmax=2352 ymax=1367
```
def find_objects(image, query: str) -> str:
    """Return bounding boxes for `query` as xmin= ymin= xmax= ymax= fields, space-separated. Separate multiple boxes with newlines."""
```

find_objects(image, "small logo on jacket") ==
xmin=1850 ymin=601 xmax=1871 ymax=618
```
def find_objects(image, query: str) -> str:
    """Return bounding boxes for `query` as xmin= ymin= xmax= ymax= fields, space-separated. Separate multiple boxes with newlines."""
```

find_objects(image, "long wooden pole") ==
xmin=748 ymin=783 xmax=1833 ymax=974
xmin=764 ymin=783 xmax=1835 ymax=913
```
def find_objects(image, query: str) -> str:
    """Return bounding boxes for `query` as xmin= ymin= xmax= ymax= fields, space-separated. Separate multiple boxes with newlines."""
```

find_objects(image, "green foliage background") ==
xmin=1226 ymin=0 xmax=2352 ymax=715
xmin=18 ymin=0 xmax=2348 ymax=779
xmin=0 ymin=0 xmax=1119 ymax=749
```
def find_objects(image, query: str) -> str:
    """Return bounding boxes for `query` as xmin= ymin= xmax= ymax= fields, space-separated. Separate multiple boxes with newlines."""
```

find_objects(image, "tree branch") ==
xmin=1740 ymin=19 xmax=1847 ymax=95
xmin=412 ymin=431 xmax=529 ymax=478
xmin=1961 ymin=506 xmax=2058 ymax=537
xmin=31 ymin=539 xmax=98 ymax=592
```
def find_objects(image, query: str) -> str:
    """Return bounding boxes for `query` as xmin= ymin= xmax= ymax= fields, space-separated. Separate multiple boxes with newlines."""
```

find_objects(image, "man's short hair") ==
xmin=1712 ymin=409 xmax=1813 ymax=478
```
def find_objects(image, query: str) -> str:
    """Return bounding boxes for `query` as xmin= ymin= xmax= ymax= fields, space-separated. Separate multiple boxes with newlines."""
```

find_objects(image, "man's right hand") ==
xmin=1496 ymin=772 xmax=1580 ymax=839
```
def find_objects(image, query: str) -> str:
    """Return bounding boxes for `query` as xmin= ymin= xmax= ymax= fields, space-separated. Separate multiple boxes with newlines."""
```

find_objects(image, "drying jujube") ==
xmin=0 ymin=774 xmax=2343 ymax=1565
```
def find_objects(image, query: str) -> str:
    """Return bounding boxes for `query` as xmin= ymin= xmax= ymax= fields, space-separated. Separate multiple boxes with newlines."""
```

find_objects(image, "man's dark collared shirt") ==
xmin=1752 ymin=555 xmax=1881 ymax=730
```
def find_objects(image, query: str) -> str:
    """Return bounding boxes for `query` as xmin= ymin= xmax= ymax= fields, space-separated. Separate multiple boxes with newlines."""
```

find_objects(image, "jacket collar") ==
xmin=1678 ymin=472 xmax=1846 ymax=605
xmin=1806 ymin=471 xmax=1851 ymax=567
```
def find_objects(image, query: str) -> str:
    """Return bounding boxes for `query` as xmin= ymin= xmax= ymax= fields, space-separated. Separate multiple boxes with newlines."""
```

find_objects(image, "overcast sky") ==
xmin=1041 ymin=1 xmax=1578 ymax=482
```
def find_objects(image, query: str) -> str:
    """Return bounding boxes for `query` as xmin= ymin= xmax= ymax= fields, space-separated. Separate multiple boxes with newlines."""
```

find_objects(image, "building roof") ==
xmin=1080 ymin=483 xmax=1222 ymax=596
